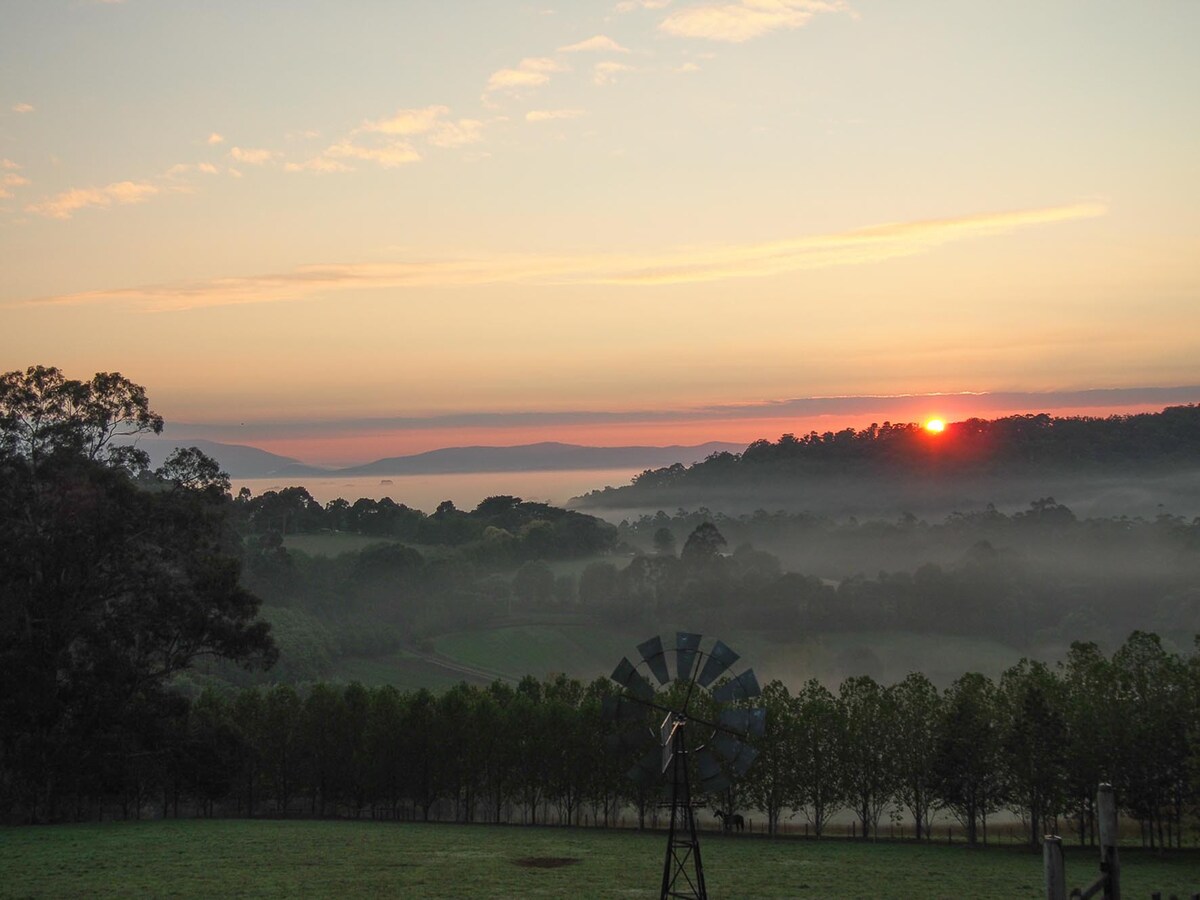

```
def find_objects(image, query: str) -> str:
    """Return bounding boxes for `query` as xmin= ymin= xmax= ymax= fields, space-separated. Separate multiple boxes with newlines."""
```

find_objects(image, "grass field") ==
xmin=1 ymin=820 xmax=1197 ymax=899
xmin=425 ymin=624 xmax=1025 ymax=689
xmin=282 ymin=533 xmax=402 ymax=556
xmin=332 ymin=649 xmax=477 ymax=692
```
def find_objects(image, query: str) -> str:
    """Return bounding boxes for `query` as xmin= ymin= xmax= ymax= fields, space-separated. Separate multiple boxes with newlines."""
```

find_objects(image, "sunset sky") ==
xmin=2 ymin=1 xmax=1198 ymax=465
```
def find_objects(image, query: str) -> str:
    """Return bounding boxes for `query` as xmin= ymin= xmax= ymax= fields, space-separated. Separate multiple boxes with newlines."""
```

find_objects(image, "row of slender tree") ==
xmin=31 ymin=631 xmax=1197 ymax=850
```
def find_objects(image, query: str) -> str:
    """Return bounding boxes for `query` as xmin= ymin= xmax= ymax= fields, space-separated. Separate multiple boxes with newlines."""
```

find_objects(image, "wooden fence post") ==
xmin=1097 ymin=783 xmax=1121 ymax=900
xmin=1044 ymin=835 xmax=1066 ymax=900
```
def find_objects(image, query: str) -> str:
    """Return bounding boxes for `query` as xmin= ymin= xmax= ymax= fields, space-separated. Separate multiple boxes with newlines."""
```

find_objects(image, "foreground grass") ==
xmin=2 ymin=820 xmax=1197 ymax=899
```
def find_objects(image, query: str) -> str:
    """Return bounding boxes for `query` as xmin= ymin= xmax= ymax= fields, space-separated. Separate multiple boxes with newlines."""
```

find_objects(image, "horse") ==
xmin=713 ymin=809 xmax=745 ymax=832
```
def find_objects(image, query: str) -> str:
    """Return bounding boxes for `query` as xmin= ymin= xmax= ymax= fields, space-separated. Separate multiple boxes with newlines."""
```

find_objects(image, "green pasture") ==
xmin=1 ymin=819 xmax=1196 ymax=899
xmin=281 ymin=533 xmax=454 ymax=559
xmin=332 ymin=650 xmax=477 ymax=692
xmin=282 ymin=533 xmax=402 ymax=556
xmin=432 ymin=624 xmax=640 ymax=682
xmin=425 ymin=624 xmax=1025 ymax=689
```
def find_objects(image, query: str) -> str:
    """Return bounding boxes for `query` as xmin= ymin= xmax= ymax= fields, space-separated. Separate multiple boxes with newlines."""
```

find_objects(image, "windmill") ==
xmin=602 ymin=632 xmax=766 ymax=900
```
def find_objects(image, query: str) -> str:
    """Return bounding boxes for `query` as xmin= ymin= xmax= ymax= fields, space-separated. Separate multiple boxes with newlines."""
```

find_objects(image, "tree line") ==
xmin=233 ymin=486 xmax=616 ymax=556
xmin=8 ymin=631 xmax=1197 ymax=853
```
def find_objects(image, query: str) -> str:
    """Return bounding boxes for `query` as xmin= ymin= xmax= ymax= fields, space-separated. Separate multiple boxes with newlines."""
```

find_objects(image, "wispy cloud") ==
xmin=617 ymin=0 xmax=672 ymax=11
xmin=526 ymin=109 xmax=587 ymax=122
xmin=362 ymin=106 xmax=484 ymax=148
xmin=661 ymin=0 xmax=848 ymax=42
xmin=206 ymin=132 xmax=225 ymax=145
xmin=594 ymin=61 xmax=636 ymax=85
xmin=283 ymin=156 xmax=353 ymax=173
xmin=324 ymin=138 xmax=420 ymax=168
xmin=20 ymin=202 xmax=1106 ymax=307
xmin=559 ymin=35 xmax=631 ymax=53
xmin=164 ymin=162 xmax=220 ymax=178
xmin=286 ymin=106 xmax=483 ymax=173
xmin=0 ymin=159 xmax=27 ymax=198
xmin=485 ymin=57 xmax=568 ymax=95
xmin=674 ymin=61 xmax=702 ymax=74
xmin=0 ymin=172 xmax=31 ymax=198
xmin=228 ymin=146 xmax=279 ymax=165
xmin=25 ymin=180 xmax=160 ymax=219
xmin=11 ymin=102 xmax=35 ymax=114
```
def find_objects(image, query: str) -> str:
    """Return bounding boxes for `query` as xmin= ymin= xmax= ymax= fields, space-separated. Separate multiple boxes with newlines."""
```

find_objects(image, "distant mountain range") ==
xmin=125 ymin=437 xmax=744 ymax=479
xmin=121 ymin=438 xmax=303 ymax=478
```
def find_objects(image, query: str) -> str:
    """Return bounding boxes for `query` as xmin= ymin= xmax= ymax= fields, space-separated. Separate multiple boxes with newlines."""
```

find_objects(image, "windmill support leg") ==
xmin=661 ymin=728 xmax=707 ymax=900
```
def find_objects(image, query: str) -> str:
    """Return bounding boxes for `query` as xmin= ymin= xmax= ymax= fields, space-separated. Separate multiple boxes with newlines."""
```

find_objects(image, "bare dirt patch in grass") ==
xmin=513 ymin=856 xmax=582 ymax=869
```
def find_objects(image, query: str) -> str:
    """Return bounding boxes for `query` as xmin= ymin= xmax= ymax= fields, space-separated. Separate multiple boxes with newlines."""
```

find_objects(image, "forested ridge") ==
xmin=579 ymin=405 xmax=1200 ymax=511
xmin=644 ymin=405 xmax=1200 ymax=481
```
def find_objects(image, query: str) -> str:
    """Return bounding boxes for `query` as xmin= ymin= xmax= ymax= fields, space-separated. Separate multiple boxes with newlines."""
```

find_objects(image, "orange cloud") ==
xmin=26 ymin=180 xmax=160 ymax=219
xmin=485 ymin=57 xmax=568 ymax=94
xmin=20 ymin=201 xmax=1106 ymax=305
xmin=661 ymin=0 xmax=849 ymax=42
xmin=526 ymin=109 xmax=587 ymax=122
xmin=228 ymin=146 xmax=278 ymax=165
xmin=559 ymin=35 xmax=631 ymax=53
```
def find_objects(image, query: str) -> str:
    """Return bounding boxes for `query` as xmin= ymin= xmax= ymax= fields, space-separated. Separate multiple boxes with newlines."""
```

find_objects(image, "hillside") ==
xmin=575 ymin=405 xmax=1200 ymax=518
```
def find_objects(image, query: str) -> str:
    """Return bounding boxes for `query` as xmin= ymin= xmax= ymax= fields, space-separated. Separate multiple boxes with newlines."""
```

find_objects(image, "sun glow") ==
xmin=925 ymin=418 xmax=946 ymax=434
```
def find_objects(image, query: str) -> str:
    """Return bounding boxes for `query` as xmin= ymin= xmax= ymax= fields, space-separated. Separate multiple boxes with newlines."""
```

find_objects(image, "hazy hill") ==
xmin=119 ymin=438 xmax=743 ymax=480
xmin=119 ymin=437 xmax=303 ymax=478
xmin=273 ymin=441 xmax=744 ymax=478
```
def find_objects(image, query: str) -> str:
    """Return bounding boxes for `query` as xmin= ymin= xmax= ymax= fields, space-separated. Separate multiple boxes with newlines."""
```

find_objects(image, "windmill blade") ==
xmin=697 ymin=749 xmax=731 ymax=793
xmin=697 ymin=639 xmax=739 ymax=688
xmin=637 ymin=635 xmax=672 ymax=685
xmin=602 ymin=714 xmax=648 ymax=750
xmin=718 ymin=708 xmax=750 ymax=735
xmin=732 ymin=744 xmax=760 ymax=778
xmin=695 ymin=750 xmax=722 ymax=784
xmin=626 ymin=747 xmax=660 ymax=785
xmin=611 ymin=657 xmax=655 ymax=702
xmin=717 ymin=706 xmax=767 ymax=737
xmin=676 ymin=632 xmax=702 ymax=682
xmin=711 ymin=668 xmax=762 ymax=704
xmin=603 ymin=695 xmax=648 ymax=723
xmin=710 ymin=732 xmax=743 ymax=764
xmin=617 ymin=726 xmax=647 ymax=750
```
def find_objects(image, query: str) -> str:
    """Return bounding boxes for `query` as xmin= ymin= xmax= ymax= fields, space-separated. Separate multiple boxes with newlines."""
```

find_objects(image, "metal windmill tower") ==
xmin=602 ymin=632 xmax=766 ymax=900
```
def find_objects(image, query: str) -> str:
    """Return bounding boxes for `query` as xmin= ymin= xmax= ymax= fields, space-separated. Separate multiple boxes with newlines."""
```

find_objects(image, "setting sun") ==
xmin=925 ymin=418 xmax=946 ymax=434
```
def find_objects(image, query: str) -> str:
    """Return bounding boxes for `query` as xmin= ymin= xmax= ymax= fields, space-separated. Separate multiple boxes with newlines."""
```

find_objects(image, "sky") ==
xmin=2 ymin=0 xmax=1198 ymax=466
